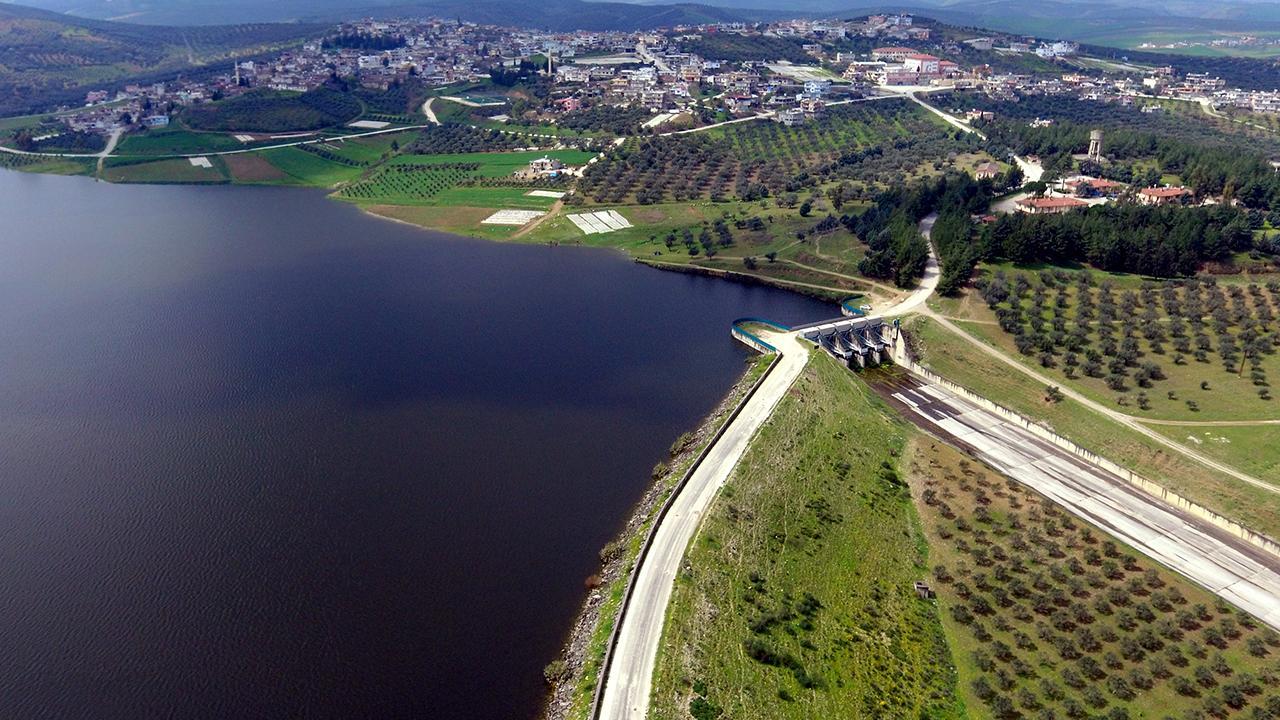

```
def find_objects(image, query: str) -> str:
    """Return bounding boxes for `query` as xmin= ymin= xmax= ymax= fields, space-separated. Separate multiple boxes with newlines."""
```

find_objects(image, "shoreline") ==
xmin=540 ymin=353 xmax=772 ymax=720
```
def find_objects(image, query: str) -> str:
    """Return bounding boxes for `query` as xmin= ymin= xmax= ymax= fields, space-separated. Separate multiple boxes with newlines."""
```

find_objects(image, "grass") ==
xmin=103 ymin=157 xmax=229 ymax=183
xmin=1150 ymin=424 xmax=1280 ymax=483
xmin=391 ymin=149 xmax=596 ymax=176
xmin=907 ymin=437 xmax=1280 ymax=720
xmin=907 ymin=314 xmax=1280 ymax=538
xmin=115 ymin=127 xmax=266 ymax=156
xmin=954 ymin=268 xmax=1280 ymax=422
xmin=256 ymin=147 xmax=364 ymax=187
xmin=650 ymin=351 xmax=963 ymax=720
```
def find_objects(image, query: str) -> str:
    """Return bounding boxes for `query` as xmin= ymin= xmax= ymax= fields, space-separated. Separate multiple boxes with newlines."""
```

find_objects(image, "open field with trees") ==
xmin=577 ymin=100 xmax=977 ymax=205
xmin=907 ymin=435 xmax=1280 ymax=720
xmin=906 ymin=314 xmax=1280 ymax=537
xmin=183 ymin=88 xmax=363 ymax=133
xmin=967 ymin=268 xmax=1280 ymax=422
xmin=651 ymin=352 xmax=963 ymax=720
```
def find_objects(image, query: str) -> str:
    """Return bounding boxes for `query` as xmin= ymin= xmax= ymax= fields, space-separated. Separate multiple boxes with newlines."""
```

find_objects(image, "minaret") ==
xmin=234 ymin=62 xmax=241 ymax=86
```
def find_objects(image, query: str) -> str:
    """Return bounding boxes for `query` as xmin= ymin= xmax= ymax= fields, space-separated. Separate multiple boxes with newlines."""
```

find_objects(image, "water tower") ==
xmin=1088 ymin=129 xmax=1104 ymax=162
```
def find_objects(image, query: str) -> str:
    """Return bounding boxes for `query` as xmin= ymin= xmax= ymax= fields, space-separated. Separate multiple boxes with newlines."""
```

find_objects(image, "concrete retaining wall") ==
xmin=892 ymin=335 xmax=1280 ymax=560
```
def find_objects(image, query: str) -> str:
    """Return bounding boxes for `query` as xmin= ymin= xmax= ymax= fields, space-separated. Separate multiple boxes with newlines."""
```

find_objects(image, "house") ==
xmin=1016 ymin=196 xmax=1088 ymax=214
xmin=871 ymin=46 xmax=917 ymax=62
xmin=517 ymin=156 xmax=565 ymax=179
xmin=1065 ymin=177 xmax=1124 ymax=196
xmin=974 ymin=161 xmax=1001 ymax=180
xmin=1138 ymin=186 xmax=1193 ymax=205
xmin=903 ymin=53 xmax=941 ymax=75
xmin=141 ymin=115 xmax=171 ymax=128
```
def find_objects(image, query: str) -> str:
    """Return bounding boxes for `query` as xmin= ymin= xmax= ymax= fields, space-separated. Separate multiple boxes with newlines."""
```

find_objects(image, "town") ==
xmin=39 ymin=13 xmax=1280 ymax=142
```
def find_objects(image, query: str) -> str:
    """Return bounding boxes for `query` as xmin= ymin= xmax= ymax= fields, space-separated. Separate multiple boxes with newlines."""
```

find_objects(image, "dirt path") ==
xmin=423 ymin=97 xmax=440 ymax=126
xmin=510 ymin=199 xmax=562 ymax=239
xmin=915 ymin=218 xmax=1275 ymax=496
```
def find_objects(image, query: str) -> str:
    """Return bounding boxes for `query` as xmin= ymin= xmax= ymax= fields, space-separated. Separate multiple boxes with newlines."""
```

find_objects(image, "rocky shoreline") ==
xmin=541 ymin=356 xmax=766 ymax=720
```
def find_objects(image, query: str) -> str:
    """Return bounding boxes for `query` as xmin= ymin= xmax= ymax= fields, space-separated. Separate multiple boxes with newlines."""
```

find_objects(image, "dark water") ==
xmin=0 ymin=171 xmax=832 ymax=720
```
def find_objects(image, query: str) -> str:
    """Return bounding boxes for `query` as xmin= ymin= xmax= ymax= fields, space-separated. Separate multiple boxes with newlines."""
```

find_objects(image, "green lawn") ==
xmin=651 ymin=351 xmax=964 ymax=720
xmin=391 ymin=149 xmax=596 ymax=176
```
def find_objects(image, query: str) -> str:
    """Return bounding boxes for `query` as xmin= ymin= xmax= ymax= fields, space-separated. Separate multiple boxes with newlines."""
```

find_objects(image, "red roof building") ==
xmin=1015 ymin=196 xmax=1088 ymax=214
xmin=1137 ymin=186 xmax=1192 ymax=205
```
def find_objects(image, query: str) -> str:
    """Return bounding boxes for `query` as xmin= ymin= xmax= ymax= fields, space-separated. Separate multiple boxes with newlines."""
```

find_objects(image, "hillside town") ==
xmin=42 ymin=13 xmax=1280 ymax=139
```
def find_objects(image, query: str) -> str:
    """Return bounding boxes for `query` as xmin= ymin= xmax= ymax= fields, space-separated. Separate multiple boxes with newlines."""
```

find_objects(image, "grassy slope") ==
xmin=907 ymin=315 xmax=1280 ymax=540
xmin=943 ymin=270 xmax=1280 ymax=423
xmin=651 ymin=352 xmax=963 ymax=720
xmin=907 ymin=437 xmax=1280 ymax=720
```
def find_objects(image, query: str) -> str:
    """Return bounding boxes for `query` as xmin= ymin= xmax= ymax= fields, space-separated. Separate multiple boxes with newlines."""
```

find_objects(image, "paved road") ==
xmin=916 ymin=220 xmax=1275 ymax=496
xmin=871 ymin=371 xmax=1280 ymax=631
xmin=596 ymin=327 xmax=808 ymax=720
xmin=597 ymin=228 xmax=942 ymax=720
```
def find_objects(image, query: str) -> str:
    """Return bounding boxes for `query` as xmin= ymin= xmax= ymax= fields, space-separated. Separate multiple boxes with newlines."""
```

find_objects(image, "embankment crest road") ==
xmin=595 ymin=236 xmax=941 ymax=720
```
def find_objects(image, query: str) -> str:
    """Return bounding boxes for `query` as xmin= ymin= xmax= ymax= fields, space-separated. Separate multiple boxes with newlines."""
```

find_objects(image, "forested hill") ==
xmin=0 ymin=2 xmax=323 ymax=116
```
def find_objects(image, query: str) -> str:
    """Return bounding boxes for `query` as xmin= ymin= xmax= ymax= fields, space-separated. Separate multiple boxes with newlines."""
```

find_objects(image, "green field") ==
xmin=336 ymin=163 xmax=478 ymax=204
xmin=908 ymin=435 xmax=1280 ymax=720
xmin=906 ymin=315 xmax=1280 ymax=538
xmin=959 ymin=269 xmax=1280 ymax=423
xmin=103 ymin=157 xmax=228 ymax=183
xmin=1151 ymin=424 xmax=1280 ymax=483
xmin=651 ymin=351 xmax=963 ymax=720
xmin=115 ymin=127 xmax=268 ymax=156
xmin=391 ymin=149 xmax=595 ymax=176
xmin=255 ymin=146 xmax=364 ymax=187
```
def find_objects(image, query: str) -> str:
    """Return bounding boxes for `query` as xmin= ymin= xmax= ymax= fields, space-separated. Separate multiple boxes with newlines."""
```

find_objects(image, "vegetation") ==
xmin=979 ymin=205 xmax=1258 ymax=277
xmin=908 ymin=315 xmax=1280 ymax=535
xmin=676 ymin=34 xmax=813 ymax=63
xmin=556 ymin=104 xmax=652 ymax=135
xmin=337 ymin=162 xmax=480 ymax=202
xmin=908 ymin=435 xmax=1280 ymax=720
xmin=182 ymin=88 xmax=362 ymax=132
xmin=652 ymin=352 xmax=963 ymax=720
xmin=971 ymin=269 xmax=1280 ymax=420
xmin=579 ymin=100 xmax=973 ymax=205
xmin=407 ymin=124 xmax=530 ymax=154
xmin=0 ymin=3 xmax=322 ymax=116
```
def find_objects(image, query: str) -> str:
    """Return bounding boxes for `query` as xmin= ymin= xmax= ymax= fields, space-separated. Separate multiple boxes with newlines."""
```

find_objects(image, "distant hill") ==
xmin=4 ymin=0 xmax=761 ymax=27
xmin=0 ymin=3 xmax=324 ymax=115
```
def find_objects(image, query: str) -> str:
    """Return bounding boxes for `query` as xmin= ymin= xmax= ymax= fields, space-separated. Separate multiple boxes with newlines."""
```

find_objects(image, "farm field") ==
xmin=962 ymin=268 xmax=1280 ymax=422
xmin=254 ymin=147 xmax=364 ymax=187
xmin=577 ymin=100 xmax=976 ymax=206
xmin=650 ymin=352 xmax=964 ymax=720
xmin=115 ymin=127 xmax=273 ymax=156
xmin=103 ymin=157 xmax=228 ymax=183
xmin=905 ymin=315 xmax=1280 ymax=539
xmin=907 ymin=436 xmax=1280 ymax=720
xmin=391 ymin=149 xmax=596 ymax=176
xmin=223 ymin=153 xmax=289 ymax=183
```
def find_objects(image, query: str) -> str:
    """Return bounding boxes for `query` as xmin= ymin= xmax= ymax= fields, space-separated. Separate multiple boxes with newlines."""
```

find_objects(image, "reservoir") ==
xmin=0 ymin=171 xmax=831 ymax=719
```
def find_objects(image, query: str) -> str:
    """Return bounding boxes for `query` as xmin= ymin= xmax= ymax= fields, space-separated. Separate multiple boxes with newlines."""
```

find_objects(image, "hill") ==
xmin=5 ymin=0 xmax=759 ymax=28
xmin=0 ymin=2 xmax=324 ymax=115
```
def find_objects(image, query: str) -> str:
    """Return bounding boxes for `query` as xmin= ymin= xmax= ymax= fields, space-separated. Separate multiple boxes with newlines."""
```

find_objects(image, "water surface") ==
xmin=0 ymin=171 xmax=831 ymax=719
